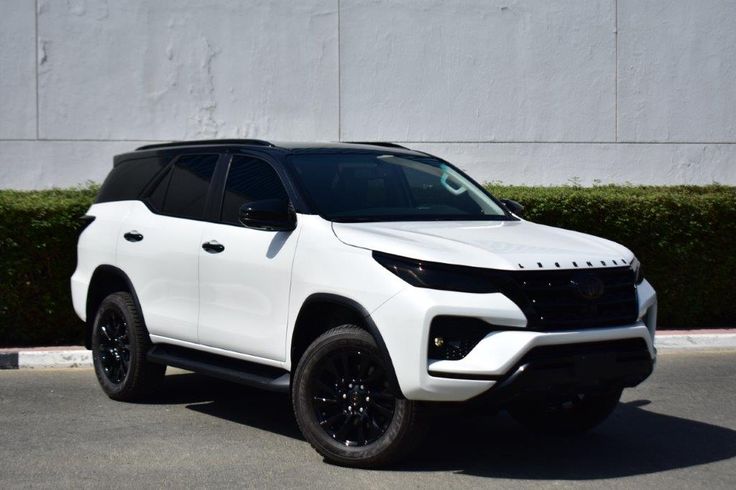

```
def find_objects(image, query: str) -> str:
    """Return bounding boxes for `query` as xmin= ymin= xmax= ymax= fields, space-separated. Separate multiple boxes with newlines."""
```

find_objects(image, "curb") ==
xmin=0 ymin=348 xmax=91 ymax=369
xmin=1 ymin=330 xmax=735 ymax=369
xmin=655 ymin=330 xmax=736 ymax=351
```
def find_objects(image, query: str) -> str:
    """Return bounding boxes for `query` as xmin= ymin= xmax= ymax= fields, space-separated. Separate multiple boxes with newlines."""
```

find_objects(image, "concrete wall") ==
xmin=1 ymin=0 xmax=734 ymax=189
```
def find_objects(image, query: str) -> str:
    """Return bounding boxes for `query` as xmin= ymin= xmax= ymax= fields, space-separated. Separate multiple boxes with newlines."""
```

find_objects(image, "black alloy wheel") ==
xmin=96 ymin=306 xmax=131 ymax=384
xmin=292 ymin=325 xmax=425 ymax=468
xmin=310 ymin=349 xmax=396 ymax=446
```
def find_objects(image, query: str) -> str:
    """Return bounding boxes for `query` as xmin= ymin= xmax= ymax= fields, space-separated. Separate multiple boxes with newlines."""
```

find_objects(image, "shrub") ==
xmin=0 ymin=186 xmax=97 ymax=346
xmin=0 ymin=184 xmax=733 ymax=346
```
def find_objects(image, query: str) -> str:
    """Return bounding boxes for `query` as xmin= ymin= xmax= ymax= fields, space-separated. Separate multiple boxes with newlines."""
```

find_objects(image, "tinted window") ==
xmin=286 ymin=153 xmax=508 ymax=222
xmin=96 ymin=157 xmax=166 ymax=203
xmin=153 ymin=154 xmax=218 ymax=220
xmin=221 ymin=156 xmax=288 ymax=225
xmin=146 ymin=167 xmax=171 ymax=212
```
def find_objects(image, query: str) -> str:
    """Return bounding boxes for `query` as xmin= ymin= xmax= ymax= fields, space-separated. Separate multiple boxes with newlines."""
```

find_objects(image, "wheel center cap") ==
xmin=347 ymin=386 xmax=367 ymax=407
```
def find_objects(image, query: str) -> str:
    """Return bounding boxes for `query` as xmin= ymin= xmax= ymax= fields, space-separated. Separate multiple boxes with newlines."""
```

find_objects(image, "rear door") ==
xmin=116 ymin=153 xmax=220 ymax=343
xmin=197 ymin=154 xmax=299 ymax=361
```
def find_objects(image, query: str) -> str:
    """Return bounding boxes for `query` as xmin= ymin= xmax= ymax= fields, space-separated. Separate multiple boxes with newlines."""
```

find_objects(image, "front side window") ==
xmin=220 ymin=155 xmax=289 ymax=225
xmin=148 ymin=154 xmax=218 ymax=220
xmin=286 ymin=153 xmax=509 ymax=222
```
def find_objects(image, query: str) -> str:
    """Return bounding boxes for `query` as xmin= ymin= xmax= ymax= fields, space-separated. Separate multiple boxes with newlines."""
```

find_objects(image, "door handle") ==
xmin=124 ymin=230 xmax=144 ymax=242
xmin=202 ymin=240 xmax=225 ymax=254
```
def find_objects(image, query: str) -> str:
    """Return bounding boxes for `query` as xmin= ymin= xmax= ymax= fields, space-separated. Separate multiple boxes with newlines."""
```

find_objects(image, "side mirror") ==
xmin=238 ymin=199 xmax=296 ymax=231
xmin=501 ymin=199 xmax=524 ymax=217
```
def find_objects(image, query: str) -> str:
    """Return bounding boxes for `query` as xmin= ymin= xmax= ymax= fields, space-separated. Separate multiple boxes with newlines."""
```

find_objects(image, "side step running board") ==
xmin=147 ymin=344 xmax=290 ymax=393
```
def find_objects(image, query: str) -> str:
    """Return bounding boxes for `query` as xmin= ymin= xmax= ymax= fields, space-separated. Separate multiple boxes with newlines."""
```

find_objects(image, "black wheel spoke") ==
xmin=369 ymin=400 xmax=393 ymax=416
xmin=320 ymin=412 xmax=345 ymax=428
xmin=314 ymin=379 xmax=338 ymax=398
xmin=356 ymin=420 xmax=366 ymax=445
xmin=100 ymin=325 xmax=113 ymax=342
xmin=324 ymin=359 xmax=341 ymax=381
xmin=334 ymin=415 xmax=353 ymax=441
xmin=368 ymin=417 xmax=384 ymax=436
xmin=371 ymin=391 xmax=394 ymax=402
xmin=313 ymin=396 xmax=338 ymax=405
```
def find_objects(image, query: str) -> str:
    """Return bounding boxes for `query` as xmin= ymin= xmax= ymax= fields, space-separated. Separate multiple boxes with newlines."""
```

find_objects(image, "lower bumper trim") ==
xmin=434 ymin=338 xmax=654 ymax=403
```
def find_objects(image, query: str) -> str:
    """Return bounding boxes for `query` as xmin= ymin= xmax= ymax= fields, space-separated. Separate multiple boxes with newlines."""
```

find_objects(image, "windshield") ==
xmin=286 ymin=153 xmax=511 ymax=222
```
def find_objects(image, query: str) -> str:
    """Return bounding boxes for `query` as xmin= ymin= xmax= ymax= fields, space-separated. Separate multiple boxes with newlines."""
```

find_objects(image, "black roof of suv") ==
xmin=135 ymin=139 xmax=413 ymax=152
xmin=112 ymin=139 xmax=426 ymax=166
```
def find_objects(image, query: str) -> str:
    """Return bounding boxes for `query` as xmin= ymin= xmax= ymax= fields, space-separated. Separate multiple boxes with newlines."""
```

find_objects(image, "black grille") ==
xmin=497 ymin=267 xmax=638 ymax=331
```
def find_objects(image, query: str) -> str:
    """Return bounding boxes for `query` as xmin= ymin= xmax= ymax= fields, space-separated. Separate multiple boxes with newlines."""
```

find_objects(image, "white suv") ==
xmin=72 ymin=140 xmax=657 ymax=467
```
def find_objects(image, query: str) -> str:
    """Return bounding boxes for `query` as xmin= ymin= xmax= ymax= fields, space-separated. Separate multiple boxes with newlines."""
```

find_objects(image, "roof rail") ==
xmin=136 ymin=139 xmax=275 ymax=151
xmin=343 ymin=141 xmax=410 ymax=150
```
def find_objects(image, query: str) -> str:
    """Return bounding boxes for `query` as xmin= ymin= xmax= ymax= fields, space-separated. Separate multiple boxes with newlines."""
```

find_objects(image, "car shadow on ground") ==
xmin=152 ymin=371 xmax=736 ymax=479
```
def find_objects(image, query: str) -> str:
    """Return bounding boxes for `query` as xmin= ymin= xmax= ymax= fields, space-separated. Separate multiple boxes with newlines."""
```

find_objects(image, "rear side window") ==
xmin=96 ymin=157 xmax=166 ymax=203
xmin=221 ymin=156 xmax=288 ymax=225
xmin=147 ymin=154 xmax=219 ymax=220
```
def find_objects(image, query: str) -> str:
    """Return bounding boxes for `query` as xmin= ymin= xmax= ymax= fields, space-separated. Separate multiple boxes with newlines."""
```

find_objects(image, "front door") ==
xmin=197 ymin=155 xmax=299 ymax=361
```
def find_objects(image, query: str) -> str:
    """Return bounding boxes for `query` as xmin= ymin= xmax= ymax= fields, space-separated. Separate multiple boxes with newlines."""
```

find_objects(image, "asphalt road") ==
xmin=1 ymin=351 xmax=735 ymax=489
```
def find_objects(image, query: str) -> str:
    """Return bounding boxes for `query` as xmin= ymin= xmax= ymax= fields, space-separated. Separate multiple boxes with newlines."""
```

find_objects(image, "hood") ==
xmin=332 ymin=220 xmax=633 ymax=271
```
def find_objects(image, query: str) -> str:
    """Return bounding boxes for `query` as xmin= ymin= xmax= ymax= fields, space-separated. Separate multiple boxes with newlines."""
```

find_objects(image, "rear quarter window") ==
xmin=96 ymin=157 xmax=167 ymax=203
xmin=145 ymin=154 xmax=219 ymax=220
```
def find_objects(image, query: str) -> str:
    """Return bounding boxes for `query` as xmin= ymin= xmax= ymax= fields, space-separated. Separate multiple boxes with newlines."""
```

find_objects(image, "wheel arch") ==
xmin=85 ymin=265 xmax=145 ymax=349
xmin=290 ymin=293 xmax=404 ymax=398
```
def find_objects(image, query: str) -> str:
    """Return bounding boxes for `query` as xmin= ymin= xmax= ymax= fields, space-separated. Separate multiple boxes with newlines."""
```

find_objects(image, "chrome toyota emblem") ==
xmin=570 ymin=272 xmax=605 ymax=300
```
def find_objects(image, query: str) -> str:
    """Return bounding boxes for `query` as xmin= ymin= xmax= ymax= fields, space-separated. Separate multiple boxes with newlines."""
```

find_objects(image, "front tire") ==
xmin=292 ymin=325 xmax=423 ymax=468
xmin=508 ymin=387 xmax=623 ymax=435
xmin=91 ymin=292 xmax=165 ymax=401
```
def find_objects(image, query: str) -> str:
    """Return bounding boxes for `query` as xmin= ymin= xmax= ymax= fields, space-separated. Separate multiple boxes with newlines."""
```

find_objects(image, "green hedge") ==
xmin=0 ymin=187 xmax=98 ymax=346
xmin=1 ymin=185 xmax=734 ymax=346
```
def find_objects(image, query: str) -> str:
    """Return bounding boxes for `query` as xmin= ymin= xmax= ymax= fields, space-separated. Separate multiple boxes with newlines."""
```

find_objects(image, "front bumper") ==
xmin=466 ymin=337 xmax=654 ymax=407
xmin=370 ymin=279 xmax=657 ymax=402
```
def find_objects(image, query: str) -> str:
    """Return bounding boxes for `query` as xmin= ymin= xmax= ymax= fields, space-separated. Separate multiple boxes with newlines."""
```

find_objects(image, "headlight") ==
xmin=631 ymin=257 xmax=644 ymax=285
xmin=372 ymin=251 xmax=498 ymax=293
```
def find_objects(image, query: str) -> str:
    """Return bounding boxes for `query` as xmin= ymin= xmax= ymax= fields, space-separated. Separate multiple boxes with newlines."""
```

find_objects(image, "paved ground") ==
xmin=1 ymin=351 xmax=735 ymax=489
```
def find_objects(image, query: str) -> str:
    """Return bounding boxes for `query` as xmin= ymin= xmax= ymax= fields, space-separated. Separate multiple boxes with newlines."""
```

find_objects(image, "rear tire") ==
xmin=91 ymin=292 xmax=165 ymax=401
xmin=508 ymin=387 xmax=623 ymax=435
xmin=292 ymin=325 xmax=424 ymax=468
